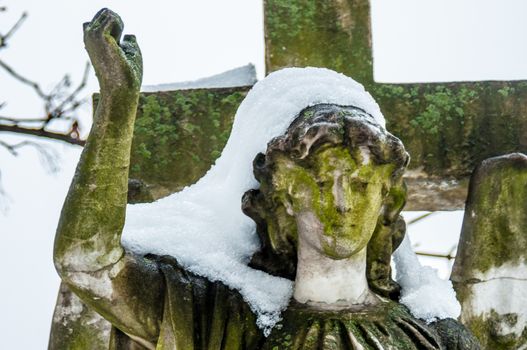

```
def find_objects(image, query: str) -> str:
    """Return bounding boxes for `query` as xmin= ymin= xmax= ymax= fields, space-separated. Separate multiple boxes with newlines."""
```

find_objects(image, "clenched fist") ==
xmin=83 ymin=8 xmax=142 ymax=93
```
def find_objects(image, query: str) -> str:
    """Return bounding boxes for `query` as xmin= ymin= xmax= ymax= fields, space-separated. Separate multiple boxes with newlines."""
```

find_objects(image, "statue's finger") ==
xmin=100 ymin=9 xmax=123 ymax=42
xmin=122 ymin=34 xmax=143 ymax=82
xmin=105 ymin=13 xmax=124 ymax=42
xmin=85 ymin=8 xmax=123 ymax=42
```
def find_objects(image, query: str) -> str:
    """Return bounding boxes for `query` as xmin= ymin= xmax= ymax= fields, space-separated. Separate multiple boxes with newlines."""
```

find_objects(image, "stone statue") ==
xmin=53 ymin=9 xmax=479 ymax=349
xmin=452 ymin=153 xmax=527 ymax=349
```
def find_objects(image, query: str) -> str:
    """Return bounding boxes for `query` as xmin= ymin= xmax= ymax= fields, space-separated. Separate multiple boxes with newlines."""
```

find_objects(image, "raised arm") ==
xmin=53 ymin=9 xmax=162 ymax=346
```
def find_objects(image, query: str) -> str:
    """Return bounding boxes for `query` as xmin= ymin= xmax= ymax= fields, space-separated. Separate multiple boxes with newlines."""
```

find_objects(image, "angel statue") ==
xmin=52 ymin=9 xmax=479 ymax=350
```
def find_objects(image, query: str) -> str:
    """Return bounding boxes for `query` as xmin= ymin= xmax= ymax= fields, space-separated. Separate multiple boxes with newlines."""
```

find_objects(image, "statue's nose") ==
xmin=336 ymin=206 xmax=351 ymax=214
xmin=332 ymin=175 xmax=352 ymax=214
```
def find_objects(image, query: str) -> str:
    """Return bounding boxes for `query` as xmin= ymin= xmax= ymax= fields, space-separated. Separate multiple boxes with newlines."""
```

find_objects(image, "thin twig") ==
xmin=0 ymin=116 xmax=49 ymax=124
xmin=407 ymin=212 xmax=435 ymax=225
xmin=0 ymin=11 xmax=27 ymax=49
xmin=0 ymin=139 xmax=60 ymax=172
xmin=415 ymin=251 xmax=456 ymax=260
xmin=0 ymin=59 xmax=49 ymax=100
xmin=0 ymin=140 xmax=18 ymax=155
xmin=51 ymin=62 xmax=90 ymax=117
xmin=3 ymin=12 xmax=27 ymax=41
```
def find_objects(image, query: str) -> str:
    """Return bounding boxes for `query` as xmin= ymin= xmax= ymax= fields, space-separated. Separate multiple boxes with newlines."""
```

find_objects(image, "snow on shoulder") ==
xmin=122 ymin=67 xmax=385 ymax=334
xmin=393 ymin=234 xmax=462 ymax=322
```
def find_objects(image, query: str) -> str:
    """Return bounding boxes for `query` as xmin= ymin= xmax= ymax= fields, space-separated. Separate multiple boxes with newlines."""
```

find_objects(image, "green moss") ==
xmin=407 ymin=86 xmax=478 ymax=135
xmin=464 ymin=310 xmax=527 ymax=349
xmin=270 ymin=147 xmax=392 ymax=258
xmin=370 ymin=82 xmax=527 ymax=177
xmin=497 ymin=86 xmax=515 ymax=97
xmin=265 ymin=0 xmax=374 ymax=85
xmin=128 ymin=87 xmax=250 ymax=199
xmin=263 ymin=301 xmax=445 ymax=349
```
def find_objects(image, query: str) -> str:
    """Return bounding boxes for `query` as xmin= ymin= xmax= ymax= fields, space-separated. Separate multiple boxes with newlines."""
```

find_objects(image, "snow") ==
xmin=123 ymin=67 xmax=385 ymax=333
xmin=401 ymin=211 xmax=461 ymax=280
xmin=141 ymin=64 xmax=257 ymax=92
xmin=393 ymin=234 xmax=461 ymax=322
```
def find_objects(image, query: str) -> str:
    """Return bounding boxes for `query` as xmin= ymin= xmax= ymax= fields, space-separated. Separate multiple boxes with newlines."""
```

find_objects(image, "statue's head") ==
xmin=243 ymin=104 xmax=410 ymax=298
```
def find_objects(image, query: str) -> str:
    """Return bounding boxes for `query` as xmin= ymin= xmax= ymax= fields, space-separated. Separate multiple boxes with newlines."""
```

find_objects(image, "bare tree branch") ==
xmin=0 ymin=7 xmax=91 ymax=149
xmin=0 ymin=56 xmax=91 ymax=125
xmin=0 ymin=124 xmax=85 ymax=146
xmin=0 ymin=57 xmax=90 ymax=146
xmin=0 ymin=5 xmax=88 ymax=202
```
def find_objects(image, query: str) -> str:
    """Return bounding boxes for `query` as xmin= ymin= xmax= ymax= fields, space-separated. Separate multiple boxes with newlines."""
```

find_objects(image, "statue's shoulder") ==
xmin=152 ymin=254 xmax=264 ymax=349
xmin=264 ymin=300 xmax=479 ymax=350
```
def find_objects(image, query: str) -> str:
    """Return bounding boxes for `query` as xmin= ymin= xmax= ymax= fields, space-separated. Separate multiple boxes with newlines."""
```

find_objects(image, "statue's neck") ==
xmin=293 ymin=229 xmax=376 ymax=308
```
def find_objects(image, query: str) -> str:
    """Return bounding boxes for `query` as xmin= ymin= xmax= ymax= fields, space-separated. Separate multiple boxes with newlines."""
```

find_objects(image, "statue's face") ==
xmin=272 ymin=146 xmax=393 ymax=259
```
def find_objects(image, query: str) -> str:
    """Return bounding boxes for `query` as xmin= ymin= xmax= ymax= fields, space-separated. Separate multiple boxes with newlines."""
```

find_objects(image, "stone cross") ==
xmin=264 ymin=0 xmax=527 ymax=210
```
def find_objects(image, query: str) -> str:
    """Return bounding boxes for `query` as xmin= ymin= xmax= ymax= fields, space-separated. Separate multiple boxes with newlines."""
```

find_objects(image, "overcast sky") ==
xmin=1 ymin=0 xmax=527 ymax=348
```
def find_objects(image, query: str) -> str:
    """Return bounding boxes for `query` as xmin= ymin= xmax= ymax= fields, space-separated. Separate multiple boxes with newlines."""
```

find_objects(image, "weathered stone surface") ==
xmin=430 ymin=318 xmax=481 ymax=350
xmin=264 ymin=301 xmax=444 ymax=349
xmin=48 ymin=283 xmax=111 ymax=350
xmin=451 ymin=153 xmax=527 ymax=349
xmin=265 ymin=0 xmax=527 ymax=209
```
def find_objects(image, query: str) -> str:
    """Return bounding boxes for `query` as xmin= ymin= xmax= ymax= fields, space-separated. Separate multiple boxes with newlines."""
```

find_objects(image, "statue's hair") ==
xmin=242 ymin=104 xmax=410 ymax=299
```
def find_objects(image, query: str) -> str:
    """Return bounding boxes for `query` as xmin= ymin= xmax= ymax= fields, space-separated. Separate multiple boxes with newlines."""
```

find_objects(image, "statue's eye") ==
xmin=316 ymin=180 xmax=328 ymax=190
xmin=349 ymin=179 xmax=368 ymax=191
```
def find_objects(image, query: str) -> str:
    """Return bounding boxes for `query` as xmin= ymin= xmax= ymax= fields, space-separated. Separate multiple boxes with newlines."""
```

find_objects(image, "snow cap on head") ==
xmin=123 ymin=67 xmax=388 ymax=334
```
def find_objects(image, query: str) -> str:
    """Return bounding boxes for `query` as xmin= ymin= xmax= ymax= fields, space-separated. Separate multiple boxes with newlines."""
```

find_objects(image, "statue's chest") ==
xmin=263 ymin=301 xmax=443 ymax=350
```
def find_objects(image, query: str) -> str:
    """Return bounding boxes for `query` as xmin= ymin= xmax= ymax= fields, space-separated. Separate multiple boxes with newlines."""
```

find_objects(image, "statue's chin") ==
xmin=320 ymin=238 xmax=366 ymax=260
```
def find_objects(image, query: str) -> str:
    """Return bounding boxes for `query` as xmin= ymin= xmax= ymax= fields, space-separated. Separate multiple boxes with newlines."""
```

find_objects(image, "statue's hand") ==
xmin=83 ymin=8 xmax=143 ymax=93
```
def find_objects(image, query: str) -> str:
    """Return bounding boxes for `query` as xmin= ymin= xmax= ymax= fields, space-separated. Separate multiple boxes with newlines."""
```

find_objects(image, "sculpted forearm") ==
xmin=54 ymin=9 xmax=142 ymax=274
xmin=54 ymin=93 xmax=139 ymax=273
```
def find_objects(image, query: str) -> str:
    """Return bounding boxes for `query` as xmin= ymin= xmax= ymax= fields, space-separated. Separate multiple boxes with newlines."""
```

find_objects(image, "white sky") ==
xmin=1 ymin=0 xmax=526 ymax=348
